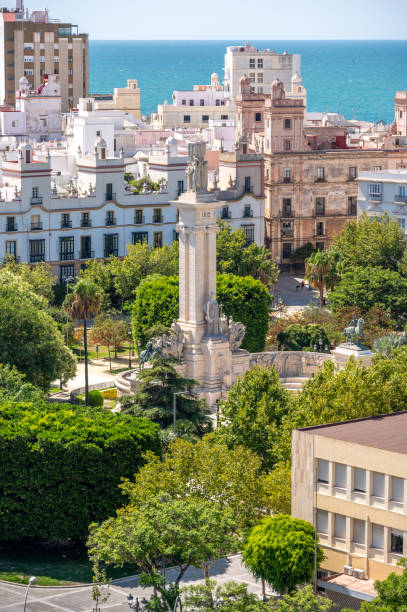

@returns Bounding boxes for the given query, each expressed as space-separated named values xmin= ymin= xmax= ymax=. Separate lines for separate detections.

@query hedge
xmin=132 ymin=273 xmax=271 ymax=353
xmin=0 ymin=402 xmax=160 ymax=542
xmin=88 ymin=390 xmax=104 ymax=407
xmin=277 ymin=323 xmax=330 ymax=352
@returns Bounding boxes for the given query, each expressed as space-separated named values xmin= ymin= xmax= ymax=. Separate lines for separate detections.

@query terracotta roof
xmin=301 ymin=411 xmax=407 ymax=454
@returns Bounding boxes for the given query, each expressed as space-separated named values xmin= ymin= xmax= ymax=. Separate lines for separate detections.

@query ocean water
xmin=89 ymin=40 xmax=407 ymax=123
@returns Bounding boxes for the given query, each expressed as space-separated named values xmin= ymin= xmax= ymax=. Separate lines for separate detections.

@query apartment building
xmin=292 ymin=412 xmax=407 ymax=608
xmin=223 ymin=42 xmax=301 ymax=98
xmin=0 ymin=2 xmax=88 ymax=112
xmin=358 ymin=169 xmax=407 ymax=233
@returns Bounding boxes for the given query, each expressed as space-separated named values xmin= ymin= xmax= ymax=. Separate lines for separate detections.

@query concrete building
xmin=358 ymin=168 xmax=407 ymax=233
xmin=292 ymin=412 xmax=407 ymax=608
xmin=15 ymin=74 xmax=62 ymax=141
xmin=223 ymin=42 xmax=301 ymax=98
xmin=93 ymin=79 xmax=141 ymax=120
xmin=0 ymin=1 xmax=88 ymax=112
xmin=393 ymin=91 xmax=407 ymax=137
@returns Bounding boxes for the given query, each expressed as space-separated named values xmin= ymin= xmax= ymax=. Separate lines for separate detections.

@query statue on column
xmin=205 ymin=292 xmax=221 ymax=337
xmin=186 ymin=142 xmax=208 ymax=193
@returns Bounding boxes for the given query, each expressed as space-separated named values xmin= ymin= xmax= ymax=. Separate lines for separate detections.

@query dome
xmin=94 ymin=136 xmax=107 ymax=148
xmin=165 ymin=136 xmax=178 ymax=146
xmin=211 ymin=72 xmax=219 ymax=80
xmin=135 ymin=150 xmax=148 ymax=162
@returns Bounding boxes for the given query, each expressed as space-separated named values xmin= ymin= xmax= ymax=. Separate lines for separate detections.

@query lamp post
xmin=23 ymin=576 xmax=36 ymax=612
xmin=128 ymin=328 xmax=133 ymax=369
xmin=64 ymin=275 xmax=75 ymax=346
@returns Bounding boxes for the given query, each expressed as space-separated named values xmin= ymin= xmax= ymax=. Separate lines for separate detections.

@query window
xmin=189 ymin=100 xmax=194 ymax=106
xmin=282 ymin=243 xmax=292 ymax=259
xmin=249 ymin=58 xmax=255 ymax=68
xmin=315 ymin=197 xmax=325 ymax=216
xmin=284 ymin=140 xmax=291 ymax=151
xmin=371 ymin=524 xmax=384 ymax=550
xmin=177 ymin=180 xmax=184 ymax=196
xmin=257 ymin=73 xmax=263 ymax=83
xmin=221 ymin=206 xmax=230 ymax=219
xmin=335 ymin=463 xmax=347 ymax=489
xmin=5 ymin=241 xmax=16 ymax=257
xmin=241 ymin=224 xmax=255 ymax=244
xmin=202 ymin=115 xmax=209 ymax=122
xmin=32 ymin=187 xmax=39 ymax=199
xmin=106 ymin=211 xmax=115 ymax=226
xmin=255 ymin=112 xmax=262 ymax=122
xmin=31 ymin=214 xmax=42 ymax=230
xmin=398 ymin=218 xmax=406 ymax=230
xmin=283 ymin=168 xmax=292 ymax=183
xmin=399 ymin=185 xmax=407 ymax=197
xmin=243 ymin=205 xmax=253 ymax=218
xmin=29 ymin=239 xmax=45 ymax=263
xmin=81 ymin=212 xmax=91 ymax=227
xmin=316 ymin=222 xmax=325 ymax=236
xmin=40 ymin=116 xmax=47 ymax=128
xmin=317 ymin=459 xmax=329 ymax=484
xmin=373 ymin=472 xmax=385 ymax=498
xmin=153 ymin=232 xmax=163 ymax=248
xmin=374 ymin=166 xmax=382 ymax=171
xmin=59 ymin=236 xmax=74 ymax=261
xmin=153 ymin=209 xmax=162 ymax=223
xmin=134 ymin=209 xmax=144 ymax=224
xmin=183 ymin=115 xmax=191 ymax=123
xmin=401 ymin=110 xmax=403 ymax=118
xmin=24 ymin=56 xmax=34 ymax=63
xmin=281 ymin=221 xmax=294 ymax=238
xmin=354 ymin=468 xmax=366 ymax=493
xmin=24 ymin=69 xmax=33 ymax=76
xmin=257 ymin=58 xmax=263 ymax=68
xmin=353 ymin=519 xmax=365 ymax=544
xmin=182 ymin=99 xmax=186 ymax=105
xmin=200 ymin=99 xmax=205 ymax=106
xmin=80 ymin=236 xmax=92 ymax=259
xmin=54 ymin=56 xmax=59 ymax=63
xmin=317 ymin=510 xmax=328 ymax=535
xmin=59 ymin=265 xmax=74 ymax=284
xmin=132 ymin=232 xmax=148 ymax=244
xmin=348 ymin=196 xmax=357 ymax=215
xmin=61 ymin=213 xmax=71 ymax=228
xmin=257 ymin=87 xmax=263 ymax=94
xmin=284 ymin=118 xmax=291 ymax=129
xmin=391 ymin=529 xmax=403 ymax=554
xmin=369 ymin=183 xmax=382 ymax=196
xmin=317 ymin=167 xmax=325 ymax=181
xmin=6 ymin=217 xmax=16 ymax=232
xmin=282 ymin=198 xmax=292 ymax=216
xmin=215 ymin=99 xmax=221 ymax=106
xmin=392 ymin=477 xmax=404 ymax=502
xmin=334 ymin=514 xmax=346 ymax=540
xmin=249 ymin=73 xmax=255 ymax=83
xmin=349 ymin=166 xmax=357 ymax=180
xmin=316 ymin=242 xmax=325 ymax=251
xmin=104 ymin=233 xmax=118 ymax=257
xmin=221 ymin=115 xmax=228 ymax=120
xmin=106 ymin=183 xmax=114 ymax=201
xmin=244 ymin=176 xmax=251 ymax=193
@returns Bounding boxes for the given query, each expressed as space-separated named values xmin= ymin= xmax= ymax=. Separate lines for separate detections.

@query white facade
xmin=358 ymin=169 xmax=407 ymax=233
xmin=224 ymin=43 xmax=301 ymax=98
xmin=15 ymin=75 xmax=62 ymax=141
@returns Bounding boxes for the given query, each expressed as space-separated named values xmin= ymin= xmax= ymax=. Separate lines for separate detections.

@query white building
xmin=358 ymin=169 xmax=407 ymax=233
xmin=15 ymin=74 xmax=62 ymax=141
xmin=223 ymin=43 xmax=301 ymax=98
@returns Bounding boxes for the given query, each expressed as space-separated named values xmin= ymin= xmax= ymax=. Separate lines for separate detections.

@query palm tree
xmin=305 ymin=250 xmax=341 ymax=308
xmin=64 ymin=279 xmax=103 ymax=405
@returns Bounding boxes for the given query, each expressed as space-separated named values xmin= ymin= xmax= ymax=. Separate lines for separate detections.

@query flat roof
xmin=300 ymin=411 xmax=407 ymax=455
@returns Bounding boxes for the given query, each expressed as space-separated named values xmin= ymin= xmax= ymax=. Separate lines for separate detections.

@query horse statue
xmin=343 ymin=318 xmax=365 ymax=346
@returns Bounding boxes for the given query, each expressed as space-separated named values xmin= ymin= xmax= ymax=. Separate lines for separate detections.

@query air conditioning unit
xmin=354 ymin=568 xmax=365 ymax=580
xmin=344 ymin=565 xmax=353 ymax=576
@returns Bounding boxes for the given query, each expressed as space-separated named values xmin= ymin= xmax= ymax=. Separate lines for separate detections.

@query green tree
xmin=0 ymin=402 xmax=160 ymax=542
xmin=0 ymin=363 xmax=45 ymax=402
xmin=65 ymin=279 xmax=103 ymax=404
xmin=329 ymin=266 xmax=407 ymax=319
xmin=120 ymin=358 xmax=212 ymax=441
xmin=277 ymin=323 xmax=330 ymax=352
xmin=333 ymin=212 xmax=405 ymax=271
xmin=91 ymin=312 xmax=129 ymax=370
xmin=0 ymin=271 xmax=76 ymax=390
xmin=182 ymin=580 xmax=271 ymax=611
xmin=290 ymin=242 xmax=317 ymax=263
xmin=262 ymin=461 xmax=292 ymax=515
xmin=217 ymin=366 xmax=291 ymax=471
xmin=88 ymin=495 xmax=238 ymax=607
xmin=305 ymin=250 xmax=341 ymax=307
xmin=2 ymin=259 xmax=55 ymax=303
xmin=269 ymin=585 xmax=332 ymax=611
xmin=243 ymin=515 xmax=323 ymax=595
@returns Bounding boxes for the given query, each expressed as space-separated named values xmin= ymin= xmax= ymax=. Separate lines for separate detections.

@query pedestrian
xmin=301 ymin=280 xmax=305 ymax=290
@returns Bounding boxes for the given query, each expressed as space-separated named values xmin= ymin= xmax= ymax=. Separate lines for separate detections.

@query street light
xmin=23 ymin=576 xmax=36 ymax=612
xmin=64 ymin=275 xmax=75 ymax=346
xmin=128 ymin=328 xmax=133 ymax=369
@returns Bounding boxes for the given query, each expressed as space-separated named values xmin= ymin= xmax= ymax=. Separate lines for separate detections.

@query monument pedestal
xmin=332 ymin=343 xmax=374 ymax=369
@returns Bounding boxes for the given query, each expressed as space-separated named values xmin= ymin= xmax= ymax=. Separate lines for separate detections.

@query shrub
xmin=277 ymin=323 xmax=330 ymax=352
xmin=100 ymin=388 xmax=118 ymax=400
xmin=132 ymin=274 xmax=271 ymax=354
xmin=0 ymin=402 xmax=160 ymax=542
xmin=88 ymin=390 xmax=104 ymax=407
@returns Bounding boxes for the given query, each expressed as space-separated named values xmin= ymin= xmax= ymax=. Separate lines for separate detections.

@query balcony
xmin=369 ymin=193 xmax=383 ymax=201
xmin=134 ymin=215 xmax=145 ymax=225
xmin=243 ymin=210 xmax=253 ymax=218
xmin=153 ymin=215 xmax=163 ymax=224
xmin=281 ymin=229 xmax=294 ymax=238
xmin=30 ymin=255 xmax=45 ymax=263
xmin=280 ymin=209 xmax=294 ymax=218
xmin=104 ymin=249 xmax=118 ymax=258
xmin=31 ymin=196 xmax=43 ymax=205
xmin=314 ymin=232 xmax=326 ymax=238
xmin=105 ymin=192 xmax=116 ymax=202
xmin=81 ymin=220 xmax=92 ymax=227
xmin=395 ymin=195 xmax=407 ymax=203
xmin=315 ymin=177 xmax=326 ymax=183
xmin=31 ymin=222 xmax=43 ymax=230
xmin=106 ymin=218 xmax=116 ymax=226
xmin=314 ymin=208 xmax=326 ymax=217
xmin=80 ymin=250 xmax=95 ymax=260
xmin=283 ymin=177 xmax=292 ymax=183
xmin=60 ymin=252 xmax=75 ymax=261
xmin=61 ymin=220 xmax=72 ymax=228
xmin=221 ymin=210 xmax=231 ymax=220
xmin=6 ymin=223 xmax=17 ymax=232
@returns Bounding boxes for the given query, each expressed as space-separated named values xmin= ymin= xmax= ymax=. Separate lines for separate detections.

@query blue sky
xmin=24 ymin=0 xmax=407 ymax=40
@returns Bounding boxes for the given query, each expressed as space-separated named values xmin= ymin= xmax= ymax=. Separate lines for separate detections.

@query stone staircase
xmin=280 ymin=376 xmax=309 ymax=394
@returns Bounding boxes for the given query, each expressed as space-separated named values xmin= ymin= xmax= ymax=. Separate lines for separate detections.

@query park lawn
xmin=0 ymin=572 xmax=76 ymax=586
xmin=71 ymin=342 xmax=130 ymax=361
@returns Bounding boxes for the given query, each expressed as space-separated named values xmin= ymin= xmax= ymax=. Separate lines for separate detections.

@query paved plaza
xmin=0 ymin=555 xmax=268 ymax=611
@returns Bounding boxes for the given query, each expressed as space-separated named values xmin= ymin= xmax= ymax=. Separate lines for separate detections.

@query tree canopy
xmin=305 ymin=250 xmax=341 ymax=307
xmin=243 ymin=515 xmax=323 ymax=595
xmin=277 ymin=323 xmax=330 ymax=352
xmin=2 ymin=259 xmax=55 ymax=303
